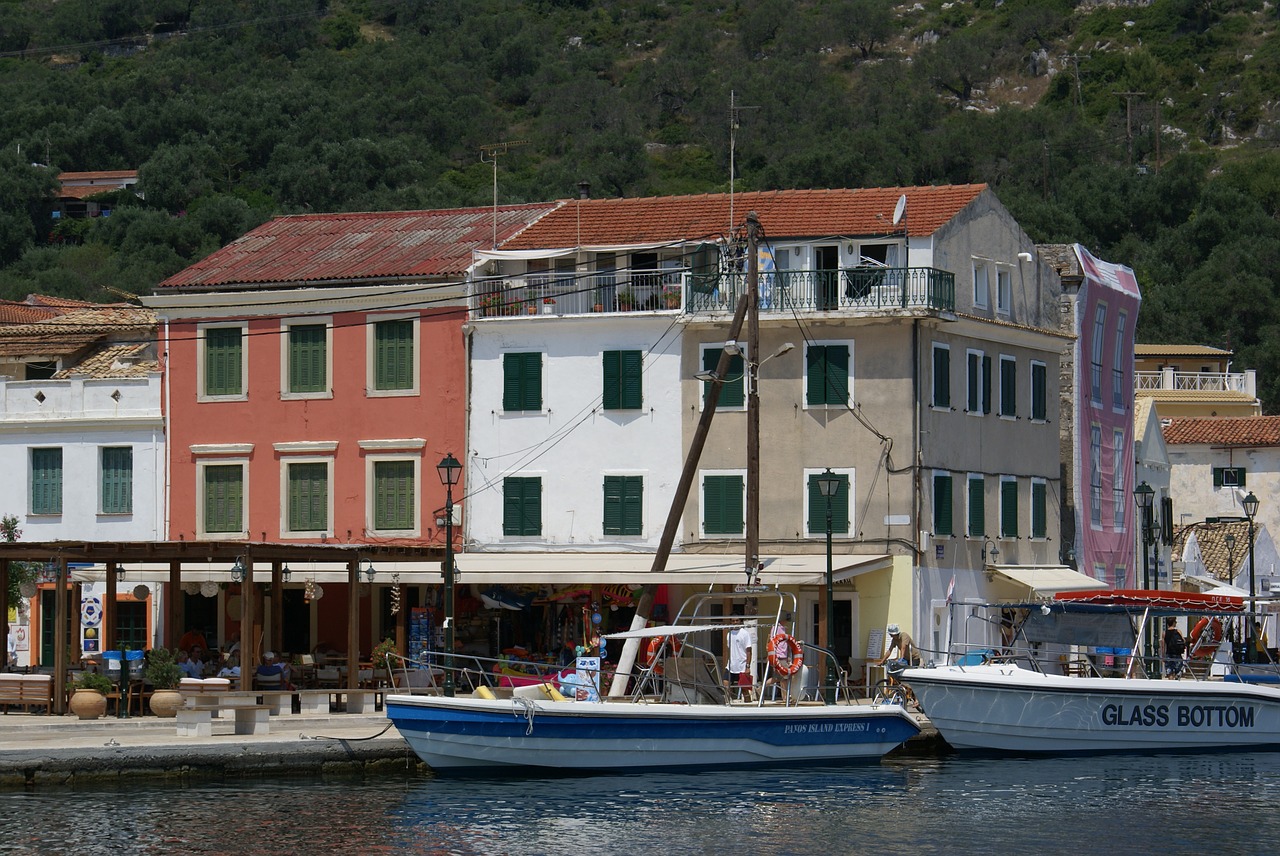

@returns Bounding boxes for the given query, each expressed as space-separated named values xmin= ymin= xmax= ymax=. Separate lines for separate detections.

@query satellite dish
xmin=892 ymin=194 xmax=907 ymax=226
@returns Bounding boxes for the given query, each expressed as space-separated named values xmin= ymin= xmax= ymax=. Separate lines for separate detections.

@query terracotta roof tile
xmin=1163 ymin=416 xmax=1280 ymax=446
xmin=1138 ymin=390 xmax=1256 ymax=402
xmin=0 ymin=305 xmax=156 ymax=358
xmin=58 ymin=170 xmax=139 ymax=182
xmin=501 ymin=185 xmax=988 ymax=249
xmin=53 ymin=342 xmax=158 ymax=378
xmin=161 ymin=203 xmax=560 ymax=290
xmin=1175 ymin=521 xmax=1251 ymax=581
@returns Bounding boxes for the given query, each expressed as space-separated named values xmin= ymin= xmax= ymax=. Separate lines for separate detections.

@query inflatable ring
xmin=643 ymin=635 xmax=682 ymax=672
xmin=1189 ymin=616 xmax=1224 ymax=657
xmin=767 ymin=631 xmax=803 ymax=676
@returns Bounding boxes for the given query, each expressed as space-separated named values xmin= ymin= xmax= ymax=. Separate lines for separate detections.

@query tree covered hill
xmin=1 ymin=0 xmax=1279 ymax=408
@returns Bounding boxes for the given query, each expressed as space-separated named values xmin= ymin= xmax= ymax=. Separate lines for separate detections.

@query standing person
xmin=876 ymin=624 xmax=917 ymax=674
xmin=1162 ymin=617 xmax=1186 ymax=678
xmin=723 ymin=616 xmax=755 ymax=702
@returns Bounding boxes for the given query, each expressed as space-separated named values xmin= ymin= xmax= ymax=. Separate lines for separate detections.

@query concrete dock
xmin=0 ymin=710 xmax=420 ymax=788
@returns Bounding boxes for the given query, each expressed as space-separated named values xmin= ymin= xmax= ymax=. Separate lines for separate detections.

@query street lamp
xmin=816 ymin=468 xmax=842 ymax=705
xmin=1134 ymin=481 xmax=1156 ymax=677
xmin=436 ymin=452 xmax=463 ymax=697
xmin=1243 ymin=491 xmax=1260 ymax=664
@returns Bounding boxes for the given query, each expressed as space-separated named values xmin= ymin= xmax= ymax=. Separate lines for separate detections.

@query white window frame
xmin=803 ymin=339 xmax=853 ymax=411
xmin=365 ymin=452 xmax=422 ymax=538
xmin=196 ymin=457 xmax=249 ymax=540
xmin=196 ymin=321 xmax=249 ymax=403
xmin=803 ymin=466 xmax=854 ymax=538
xmin=279 ymin=455 xmax=335 ymax=539
xmin=280 ymin=315 xmax=334 ymax=401
xmin=366 ymin=312 xmax=421 ymax=398
xmin=996 ymin=266 xmax=1012 ymax=315
xmin=973 ymin=260 xmax=990 ymax=309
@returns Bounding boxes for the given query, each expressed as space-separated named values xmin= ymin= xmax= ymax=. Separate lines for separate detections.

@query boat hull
xmin=385 ymin=693 xmax=920 ymax=773
xmin=903 ymin=664 xmax=1280 ymax=754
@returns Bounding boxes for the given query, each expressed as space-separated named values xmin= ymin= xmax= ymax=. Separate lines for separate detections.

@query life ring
xmin=767 ymin=632 xmax=803 ymax=677
xmin=643 ymin=636 xmax=681 ymax=673
xmin=1189 ymin=617 xmax=1223 ymax=657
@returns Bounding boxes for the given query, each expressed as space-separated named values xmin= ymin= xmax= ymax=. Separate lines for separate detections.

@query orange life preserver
xmin=643 ymin=635 xmax=682 ymax=673
xmin=767 ymin=631 xmax=803 ymax=677
xmin=1189 ymin=617 xmax=1224 ymax=657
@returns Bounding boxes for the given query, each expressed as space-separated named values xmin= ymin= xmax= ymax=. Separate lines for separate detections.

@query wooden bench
xmin=296 ymin=688 xmax=381 ymax=714
xmin=176 ymin=703 xmax=271 ymax=737
xmin=0 ymin=674 xmax=53 ymax=714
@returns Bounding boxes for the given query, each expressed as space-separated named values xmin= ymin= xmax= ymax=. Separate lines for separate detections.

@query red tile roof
xmin=0 ymin=295 xmax=98 ymax=325
xmin=0 ymin=305 xmax=156 ymax=359
xmin=160 ymin=203 xmax=560 ymax=290
xmin=502 ymin=185 xmax=988 ymax=249
xmin=57 ymin=170 xmax=140 ymax=200
xmin=58 ymin=170 xmax=139 ymax=182
xmin=1163 ymin=416 xmax=1280 ymax=447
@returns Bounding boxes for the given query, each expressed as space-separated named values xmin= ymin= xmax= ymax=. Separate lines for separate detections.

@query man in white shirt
xmin=723 ymin=616 xmax=755 ymax=702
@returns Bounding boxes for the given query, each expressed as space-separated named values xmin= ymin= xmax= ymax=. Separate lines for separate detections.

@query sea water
xmin=3 ymin=753 xmax=1278 ymax=854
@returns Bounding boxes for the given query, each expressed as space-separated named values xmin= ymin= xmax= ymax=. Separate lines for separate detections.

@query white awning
xmin=71 ymin=552 xmax=893 ymax=587
xmin=474 ymin=242 xmax=687 ymax=262
xmin=989 ymin=564 xmax=1101 ymax=595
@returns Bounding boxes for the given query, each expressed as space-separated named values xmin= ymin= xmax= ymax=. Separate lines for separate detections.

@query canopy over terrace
xmin=0 ymin=541 xmax=442 ymax=711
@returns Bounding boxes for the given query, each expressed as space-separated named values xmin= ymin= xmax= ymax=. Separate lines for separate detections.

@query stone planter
xmin=69 ymin=689 xmax=107 ymax=720
xmin=149 ymin=688 xmax=183 ymax=718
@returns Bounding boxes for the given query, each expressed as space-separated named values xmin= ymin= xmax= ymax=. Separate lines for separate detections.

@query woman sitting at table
xmin=178 ymin=650 xmax=202 ymax=679
xmin=217 ymin=654 xmax=241 ymax=679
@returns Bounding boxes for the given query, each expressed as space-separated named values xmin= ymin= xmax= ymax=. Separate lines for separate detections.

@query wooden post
xmin=104 ymin=562 xmax=118 ymax=652
xmin=0 ymin=559 xmax=9 ymax=671
xmin=167 ymin=561 xmax=181 ymax=649
xmin=347 ymin=558 xmax=360 ymax=690
xmin=271 ymin=561 xmax=284 ymax=656
xmin=239 ymin=559 xmax=254 ymax=692
xmin=53 ymin=559 xmax=68 ymax=715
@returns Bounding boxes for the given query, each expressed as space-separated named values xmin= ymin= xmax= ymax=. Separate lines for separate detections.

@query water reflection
xmin=5 ymin=754 xmax=1280 ymax=855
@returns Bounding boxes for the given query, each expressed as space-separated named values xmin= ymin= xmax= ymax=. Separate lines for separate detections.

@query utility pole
xmin=745 ymin=212 xmax=761 ymax=584
xmin=1114 ymin=91 xmax=1145 ymax=166
xmin=479 ymin=140 xmax=529 ymax=248
xmin=728 ymin=91 xmax=759 ymax=237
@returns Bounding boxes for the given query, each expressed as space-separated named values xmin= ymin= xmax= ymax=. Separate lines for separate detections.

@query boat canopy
xmin=604 ymin=621 xmax=760 ymax=640
xmin=1053 ymin=589 xmax=1245 ymax=613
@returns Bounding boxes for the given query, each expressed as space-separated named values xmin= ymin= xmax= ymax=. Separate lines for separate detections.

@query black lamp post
xmin=1243 ymin=491 xmax=1260 ymax=664
xmin=437 ymin=453 xmax=462 ymax=697
xmin=1134 ymin=481 xmax=1156 ymax=677
xmin=816 ymin=468 xmax=842 ymax=705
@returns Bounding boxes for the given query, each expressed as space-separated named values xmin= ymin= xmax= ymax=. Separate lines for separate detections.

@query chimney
xmin=577 ymin=180 xmax=590 ymax=200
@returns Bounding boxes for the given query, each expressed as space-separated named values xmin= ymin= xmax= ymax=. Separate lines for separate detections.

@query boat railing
xmin=385 ymin=650 xmax=572 ymax=696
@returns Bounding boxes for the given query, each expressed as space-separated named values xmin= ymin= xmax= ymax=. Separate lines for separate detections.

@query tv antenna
xmin=728 ymin=91 xmax=760 ymax=235
xmin=480 ymin=140 xmax=530 ymax=247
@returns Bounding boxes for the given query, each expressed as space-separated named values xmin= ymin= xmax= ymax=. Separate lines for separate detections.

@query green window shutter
xmin=968 ymin=476 xmax=985 ymax=537
xmin=1000 ymin=359 xmax=1017 ymax=417
xmin=704 ymin=475 xmax=744 ymax=535
xmin=933 ymin=346 xmax=950 ymax=408
xmin=934 ymin=473 xmax=953 ymax=536
xmin=1032 ymin=481 xmax=1047 ymax=539
xmin=807 ymin=473 xmax=850 ymax=535
xmin=602 ymin=350 xmax=643 ymax=410
xmin=504 ymin=353 xmax=542 ymax=411
xmin=603 ymin=475 xmax=643 ymax=536
xmin=702 ymin=348 xmax=744 ymax=408
xmin=288 ymin=324 xmax=327 ymax=393
xmin=374 ymin=319 xmax=414 ymax=390
xmin=1032 ymin=363 xmax=1047 ymax=421
xmin=31 ymin=448 xmax=63 ymax=515
xmin=204 ymin=465 xmax=243 ymax=533
xmin=374 ymin=460 xmax=414 ymax=530
xmin=1001 ymin=478 xmax=1019 ymax=538
xmin=205 ymin=327 xmax=243 ymax=396
xmin=982 ymin=355 xmax=992 ymax=415
xmin=503 ymin=477 xmax=542 ymax=535
xmin=808 ymin=345 xmax=849 ymax=406
xmin=288 ymin=462 xmax=328 ymax=532
xmin=101 ymin=447 xmax=133 ymax=514
xmin=967 ymin=353 xmax=979 ymax=412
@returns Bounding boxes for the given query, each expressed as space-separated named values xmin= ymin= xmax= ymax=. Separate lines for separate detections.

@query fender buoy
xmin=643 ymin=636 xmax=682 ymax=673
xmin=767 ymin=631 xmax=803 ymax=677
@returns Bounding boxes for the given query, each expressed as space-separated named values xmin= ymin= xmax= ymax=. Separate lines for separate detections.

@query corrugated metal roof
xmin=502 ymin=185 xmax=988 ymax=249
xmin=160 ymin=203 xmax=560 ymax=290
xmin=1163 ymin=415 xmax=1280 ymax=446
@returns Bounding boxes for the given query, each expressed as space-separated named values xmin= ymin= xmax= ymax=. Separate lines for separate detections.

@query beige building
xmin=1135 ymin=344 xmax=1260 ymax=419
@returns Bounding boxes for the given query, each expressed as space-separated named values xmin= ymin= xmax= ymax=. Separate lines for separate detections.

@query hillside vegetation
xmin=1 ymin=0 xmax=1279 ymax=408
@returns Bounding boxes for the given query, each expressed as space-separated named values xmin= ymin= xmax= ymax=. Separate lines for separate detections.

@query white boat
xmin=901 ymin=589 xmax=1280 ymax=754
xmin=386 ymin=597 xmax=920 ymax=774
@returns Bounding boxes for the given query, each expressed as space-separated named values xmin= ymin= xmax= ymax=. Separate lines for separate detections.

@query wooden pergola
xmin=0 ymin=540 xmax=443 ymax=713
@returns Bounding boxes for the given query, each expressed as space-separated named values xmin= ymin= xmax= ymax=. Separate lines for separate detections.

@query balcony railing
xmin=471 ymin=266 xmax=955 ymax=318
xmin=1134 ymin=370 xmax=1252 ymax=393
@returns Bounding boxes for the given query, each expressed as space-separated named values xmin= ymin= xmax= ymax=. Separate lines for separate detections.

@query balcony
xmin=1135 ymin=369 xmax=1256 ymax=396
xmin=471 ymin=266 xmax=955 ymax=318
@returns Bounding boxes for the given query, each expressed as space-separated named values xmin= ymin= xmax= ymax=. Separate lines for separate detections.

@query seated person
xmin=177 ymin=650 xmax=201 ymax=679
xmin=217 ymin=654 xmax=240 ymax=679
xmin=255 ymin=651 xmax=291 ymax=688
xmin=188 ymin=646 xmax=207 ymax=677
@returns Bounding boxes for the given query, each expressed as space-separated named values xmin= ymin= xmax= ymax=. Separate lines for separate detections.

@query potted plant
xmin=371 ymin=637 xmax=398 ymax=684
xmin=70 ymin=671 xmax=114 ymax=720
xmin=476 ymin=293 xmax=501 ymax=317
xmin=541 ymin=296 xmax=556 ymax=314
xmin=145 ymin=647 xmax=185 ymax=717
xmin=616 ymin=288 xmax=635 ymax=311
xmin=663 ymin=288 xmax=682 ymax=309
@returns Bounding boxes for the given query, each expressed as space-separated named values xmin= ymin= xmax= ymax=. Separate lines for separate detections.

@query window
xmin=503 ymin=476 xmax=542 ymax=536
xmin=372 ymin=459 xmax=416 ymax=532
xmin=1091 ymin=304 xmax=1107 ymax=405
xmin=286 ymin=461 xmax=330 ymax=534
xmin=1113 ymin=565 xmax=1127 ymax=590
xmin=372 ymin=318 xmax=415 ymax=393
xmin=1031 ymin=479 xmax=1047 ymax=539
xmin=1000 ymin=477 xmax=1019 ymax=538
xmin=967 ymin=350 xmax=990 ymax=414
xmin=967 ymin=474 xmax=985 ymax=538
xmin=503 ymin=352 xmax=543 ymax=411
xmin=603 ymin=350 xmax=643 ymax=410
xmin=603 ymin=475 xmax=643 ymax=536
xmin=100 ymin=446 xmax=133 ymax=514
xmin=1112 ymin=429 xmax=1125 ymax=530
xmin=203 ymin=325 xmax=244 ymax=397
xmin=202 ymin=463 xmax=244 ymax=535
xmin=1031 ymin=361 xmax=1047 ymax=422
xmin=1213 ymin=467 xmax=1247 ymax=488
xmin=702 ymin=345 xmax=745 ymax=409
xmin=932 ymin=344 xmax=950 ymax=409
xmin=933 ymin=472 xmax=954 ymax=537
xmin=703 ymin=473 xmax=745 ymax=536
xmin=996 ymin=268 xmax=1011 ymax=315
xmin=973 ymin=262 xmax=990 ymax=309
xmin=999 ymin=356 xmax=1017 ymax=418
xmin=806 ymin=343 xmax=850 ymax=407
xmin=1112 ymin=312 xmax=1128 ymax=410
xmin=806 ymin=471 xmax=851 ymax=536
xmin=286 ymin=322 xmax=328 ymax=395
xmin=1089 ymin=425 xmax=1102 ymax=527
xmin=31 ymin=448 xmax=62 ymax=515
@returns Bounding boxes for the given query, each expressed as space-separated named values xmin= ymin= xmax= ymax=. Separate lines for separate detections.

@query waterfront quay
xmin=0 ymin=711 xmax=418 ymax=789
